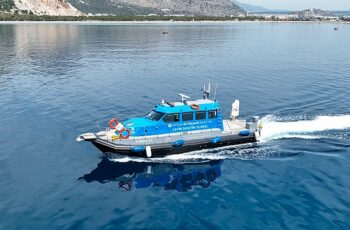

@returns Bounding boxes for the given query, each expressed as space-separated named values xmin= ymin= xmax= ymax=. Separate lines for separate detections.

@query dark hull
xmin=91 ymin=133 xmax=257 ymax=158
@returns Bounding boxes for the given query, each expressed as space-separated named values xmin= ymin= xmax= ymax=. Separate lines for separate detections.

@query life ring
xmin=119 ymin=128 xmax=131 ymax=139
xmin=108 ymin=118 xmax=119 ymax=129
xmin=190 ymin=104 xmax=200 ymax=110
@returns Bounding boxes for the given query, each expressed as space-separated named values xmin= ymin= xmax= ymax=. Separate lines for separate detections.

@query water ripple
xmin=0 ymin=22 xmax=350 ymax=229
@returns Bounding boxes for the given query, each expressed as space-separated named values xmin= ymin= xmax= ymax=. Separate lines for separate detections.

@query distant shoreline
xmin=0 ymin=14 xmax=349 ymax=24
xmin=0 ymin=20 xmax=349 ymax=25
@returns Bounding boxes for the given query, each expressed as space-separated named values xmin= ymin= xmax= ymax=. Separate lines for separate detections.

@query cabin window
xmin=182 ymin=112 xmax=193 ymax=121
xmin=163 ymin=113 xmax=180 ymax=123
xmin=195 ymin=111 xmax=206 ymax=120
xmin=145 ymin=111 xmax=165 ymax=121
xmin=208 ymin=110 xmax=217 ymax=119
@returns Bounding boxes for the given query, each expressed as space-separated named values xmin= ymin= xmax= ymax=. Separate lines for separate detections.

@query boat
xmin=76 ymin=83 xmax=263 ymax=158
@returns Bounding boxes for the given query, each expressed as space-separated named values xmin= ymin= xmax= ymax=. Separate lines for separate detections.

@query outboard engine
xmin=245 ymin=116 xmax=263 ymax=141
xmin=253 ymin=116 xmax=263 ymax=141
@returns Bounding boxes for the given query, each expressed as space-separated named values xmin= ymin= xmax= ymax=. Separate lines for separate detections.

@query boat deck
xmin=222 ymin=119 xmax=246 ymax=133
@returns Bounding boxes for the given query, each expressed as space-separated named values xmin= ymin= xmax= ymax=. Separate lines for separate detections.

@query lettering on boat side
xmin=170 ymin=120 xmax=213 ymax=132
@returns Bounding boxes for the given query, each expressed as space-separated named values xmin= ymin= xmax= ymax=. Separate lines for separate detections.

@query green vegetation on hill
xmin=68 ymin=0 xmax=161 ymax=16
xmin=68 ymin=0 xmax=244 ymax=16
xmin=0 ymin=0 xmax=15 ymax=11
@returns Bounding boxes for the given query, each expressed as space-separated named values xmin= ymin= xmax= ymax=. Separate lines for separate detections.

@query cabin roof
xmin=155 ymin=99 xmax=220 ymax=114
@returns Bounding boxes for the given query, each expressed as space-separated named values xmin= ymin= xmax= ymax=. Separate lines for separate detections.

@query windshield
xmin=145 ymin=111 xmax=165 ymax=121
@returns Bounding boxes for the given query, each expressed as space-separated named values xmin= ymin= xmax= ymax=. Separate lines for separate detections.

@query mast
xmin=202 ymin=83 xmax=211 ymax=99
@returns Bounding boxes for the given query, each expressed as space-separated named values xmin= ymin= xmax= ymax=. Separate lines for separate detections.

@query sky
xmin=239 ymin=0 xmax=350 ymax=11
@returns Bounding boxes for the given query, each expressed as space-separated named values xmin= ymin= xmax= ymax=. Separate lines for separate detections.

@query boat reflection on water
xmin=79 ymin=158 xmax=223 ymax=192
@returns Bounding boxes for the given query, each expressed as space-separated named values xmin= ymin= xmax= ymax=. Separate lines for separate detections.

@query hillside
xmin=1 ymin=0 xmax=244 ymax=16
xmin=233 ymin=1 xmax=270 ymax=13
xmin=14 ymin=0 xmax=83 ymax=16
xmin=0 ymin=0 xmax=15 ymax=11
xmin=296 ymin=8 xmax=335 ymax=18
xmin=67 ymin=0 xmax=161 ymax=16
xmin=68 ymin=0 xmax=245 ymax=16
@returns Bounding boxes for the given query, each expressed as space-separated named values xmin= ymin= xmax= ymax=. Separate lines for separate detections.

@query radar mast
xmin=202 ymin=83 xmax=211 ymax=99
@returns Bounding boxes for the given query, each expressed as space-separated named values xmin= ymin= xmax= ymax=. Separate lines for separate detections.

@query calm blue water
xmin=0 ymin=22 xmax=350 ymax=229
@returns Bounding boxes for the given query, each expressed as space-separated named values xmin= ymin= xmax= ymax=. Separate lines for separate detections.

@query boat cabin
xmin=123 ymin=98 xmax=223 ymax=137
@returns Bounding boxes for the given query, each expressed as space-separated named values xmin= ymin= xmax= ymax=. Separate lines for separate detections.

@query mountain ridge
xmin=0 ymin=0 xmax=245 ymax=16
xmin=233 ymin=1 xmax=270 ymax=12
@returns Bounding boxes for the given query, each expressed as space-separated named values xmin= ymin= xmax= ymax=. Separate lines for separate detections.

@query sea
xmin=0 ymin=22 xmax=349 ymax=229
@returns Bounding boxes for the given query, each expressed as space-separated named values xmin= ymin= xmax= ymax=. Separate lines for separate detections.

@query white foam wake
xmin=260 ymin=114 xmax=350 ymax=141
xmin=108 ymin=143 xmax=278 ymax=163
xmin=107 ymin=114 xmax=350 ymax=163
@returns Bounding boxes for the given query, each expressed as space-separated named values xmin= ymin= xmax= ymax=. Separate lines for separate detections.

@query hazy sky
xmin=239 ymin=0 xmax=350 ymax=11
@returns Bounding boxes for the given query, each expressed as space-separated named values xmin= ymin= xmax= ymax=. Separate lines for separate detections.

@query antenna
xmin=202 ymin=82 xmax=211 ymax=99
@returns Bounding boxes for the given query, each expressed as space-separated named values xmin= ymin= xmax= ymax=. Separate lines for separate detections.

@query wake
xmin=260 ymin=114 xmax=350 ymax=141
xmin=108 ymin=143 xmax=279 ymax=163
xmin=108 ymin=114 xmax=350 ymax=163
